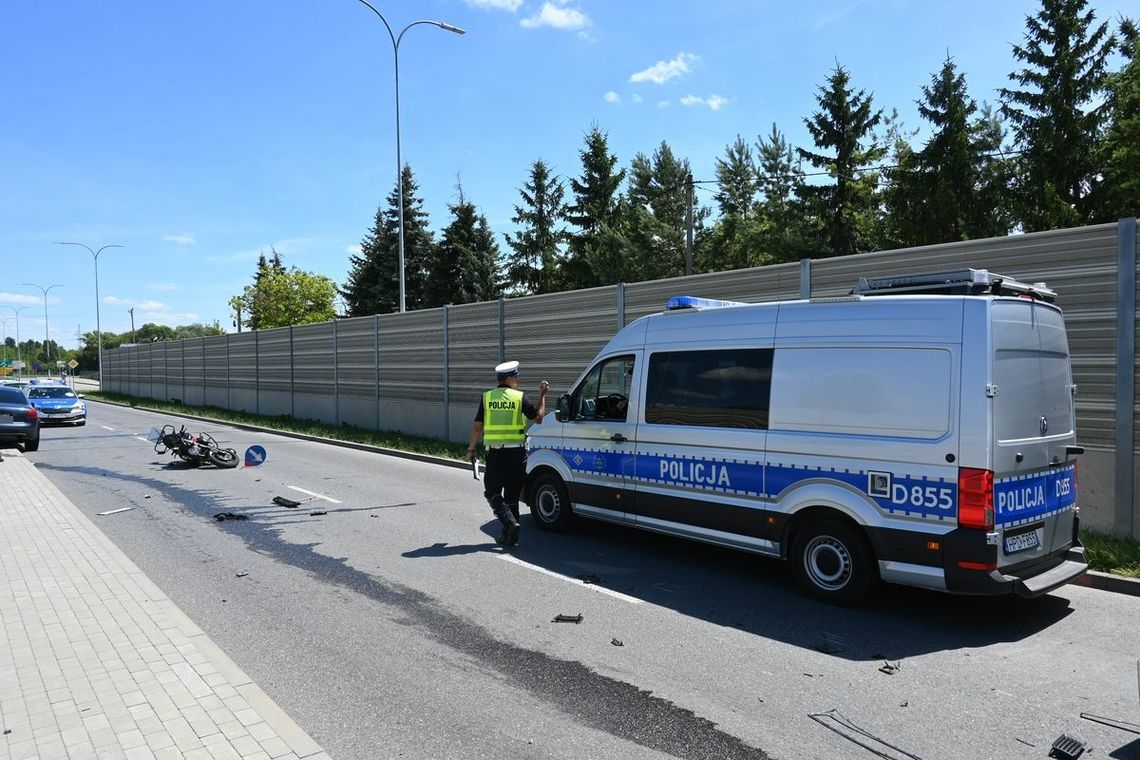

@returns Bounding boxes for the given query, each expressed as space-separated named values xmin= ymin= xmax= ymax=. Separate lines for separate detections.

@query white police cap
xmin=495 ymin=360 xmax=519 ymax=376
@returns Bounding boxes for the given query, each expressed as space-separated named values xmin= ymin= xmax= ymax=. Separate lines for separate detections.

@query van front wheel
xmin=790 ymin=521 xmax=878 ymax=605
xmin=529 ymin=473 xmax=573 ymax=532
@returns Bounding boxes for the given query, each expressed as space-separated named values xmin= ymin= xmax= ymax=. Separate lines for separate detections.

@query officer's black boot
xmin=490 ymin=496 xmax=519 ymax=546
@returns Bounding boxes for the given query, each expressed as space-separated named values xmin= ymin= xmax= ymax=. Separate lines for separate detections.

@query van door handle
xmin=610 ymin=433 xmax=628 ymax=443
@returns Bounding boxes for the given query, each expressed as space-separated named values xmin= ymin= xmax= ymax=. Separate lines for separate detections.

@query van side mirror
xmin=556 ymin=393 xmax=571 ymax=422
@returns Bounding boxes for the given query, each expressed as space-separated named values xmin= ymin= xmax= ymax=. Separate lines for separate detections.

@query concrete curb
xmin=89 ymin=397 xmax=1140 ymax=598
xmin=1073 ymin=569 xmax=1140 ymax=596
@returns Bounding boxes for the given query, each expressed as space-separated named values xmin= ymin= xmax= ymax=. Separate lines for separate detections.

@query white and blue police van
xmin=523 ymin=269 xmax=1087 ymax=604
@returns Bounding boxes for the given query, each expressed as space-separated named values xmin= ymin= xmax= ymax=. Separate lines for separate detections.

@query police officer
xmin=468 ymin=360 xmax=549 ymax=546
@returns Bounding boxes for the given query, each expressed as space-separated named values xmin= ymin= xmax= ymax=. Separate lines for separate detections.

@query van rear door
xmin=990 ymin=300 xmax=1078 ymax=570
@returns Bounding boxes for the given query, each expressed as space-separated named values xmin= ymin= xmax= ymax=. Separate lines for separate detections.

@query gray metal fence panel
xmin=229 ymin=332 xmax=257 ymax=390
xmin=624 ymin=261 xmax=803 ymax=325
xmin=379 ymin=309 xmax=444 ymax=404
xmin=446 ymin=301 xmax=502 ymax=410
xmin=203 ymin=335 xmax=229 ymax=390
xmin=336 ymin=316 xmax=376 ymax=397
xmin=290 ymin=323 xmax=333 ymax=391
xmin=255 ymin=327 xmax=292 ymax=393
xmin=505 ymin=287 xmax=620 ymax=398
xmin=165 ymin=341 xmax=184 ymax=394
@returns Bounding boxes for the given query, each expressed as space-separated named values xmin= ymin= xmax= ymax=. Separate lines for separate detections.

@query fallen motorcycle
xmin=148 ymin=424 xmax=239 ymax=468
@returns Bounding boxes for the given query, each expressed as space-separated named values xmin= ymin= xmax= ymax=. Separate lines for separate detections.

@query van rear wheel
xmin=790 ymin=520 xmax=878 ymax=605
xmin=529 ymin=473 xmax=573 ymax=532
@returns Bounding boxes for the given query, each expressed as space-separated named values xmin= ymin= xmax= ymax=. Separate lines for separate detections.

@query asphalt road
xmin=20 ymin=401 xmax=1140 ymax=760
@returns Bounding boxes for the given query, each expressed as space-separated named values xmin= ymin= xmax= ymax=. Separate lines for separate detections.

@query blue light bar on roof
xmin=666 ymin=295 xmax=749 ymax=311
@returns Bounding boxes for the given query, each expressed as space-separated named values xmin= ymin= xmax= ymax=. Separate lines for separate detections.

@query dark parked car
xmin=0 ymin=385 xmax=40 ymax=451
xmin=26 ymin=384 xmax=87 ymax=425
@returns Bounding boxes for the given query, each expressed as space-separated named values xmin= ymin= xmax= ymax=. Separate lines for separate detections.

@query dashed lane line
xmin=496 ymin=554 xmax=642 ymax=604
xmin=285 ymin=485 xmax=343 ymax=504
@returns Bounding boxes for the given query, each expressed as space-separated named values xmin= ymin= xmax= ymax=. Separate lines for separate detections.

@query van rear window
xmin=646 ymin=349 xmax=772 ymax=429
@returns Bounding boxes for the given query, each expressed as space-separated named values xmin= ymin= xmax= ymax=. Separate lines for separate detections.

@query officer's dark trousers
xmin=484 ymin=447 xmax=526 ymax=518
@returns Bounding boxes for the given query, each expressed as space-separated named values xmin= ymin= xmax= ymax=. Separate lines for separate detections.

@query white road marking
xmin=134 ymin=436 xmax=149 ymax=443
xmin=101 ymin=425 xmax=116 ymax=431
xmin=286 ymin=485 xmax=343 ymax=504
xmin=496 ymin=555 xmax=642 ymax=604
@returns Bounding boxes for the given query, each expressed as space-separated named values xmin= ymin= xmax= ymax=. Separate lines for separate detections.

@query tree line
xmin=232 ymin=0 xmax=1137 ymax=327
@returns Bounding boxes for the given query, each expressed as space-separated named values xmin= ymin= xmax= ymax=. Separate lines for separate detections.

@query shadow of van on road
xmin=416 ymin=512 xmax=1078 ymax=662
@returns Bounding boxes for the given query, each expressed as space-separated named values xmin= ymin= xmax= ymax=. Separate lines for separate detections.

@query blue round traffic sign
xmin=244 ymin=445 xmax=267 ymax=467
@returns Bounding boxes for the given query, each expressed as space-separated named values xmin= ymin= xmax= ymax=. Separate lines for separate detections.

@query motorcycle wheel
xmin=208 ymin=448 xmax=239 ymax=469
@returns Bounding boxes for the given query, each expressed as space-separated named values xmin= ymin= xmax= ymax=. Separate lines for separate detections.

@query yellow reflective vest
xmin=482 ymin=387 xmax=526 ymax=445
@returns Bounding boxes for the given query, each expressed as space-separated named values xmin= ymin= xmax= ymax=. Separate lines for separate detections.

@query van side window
xmin=646 ymin=349 xmax=772 ymax=429
xmin=571 ymin=355 xmax=635 ymax=422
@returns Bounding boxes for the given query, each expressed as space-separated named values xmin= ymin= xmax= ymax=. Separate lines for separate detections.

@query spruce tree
xmin=340 ymin=165 xmax=435 ymax=315
xmin=703 ymin=136 xmax=761 ymax=272
xmin=1094 ymin=33 xmax=1140 ymax=219
xmin=756 ymin=124 xmax=808 ymax=262
xmin=565 ymin=126 xmax=626 ymax=290
xmin=999 ymin=0 xmax=1115 ymax=230
xmin=797 ymin=63 xmax=886 ymax=257
xmin=503 ymin=160 xmax=568 ymax=296
xmin=425 ymin=186 xmax=501 ymax=307
xmin=628 ymin=141 xmax=705 ymax=280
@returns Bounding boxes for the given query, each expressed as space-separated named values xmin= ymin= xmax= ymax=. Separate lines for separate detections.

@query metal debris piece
xmin=899 ymin=701 xmax=908 ymax=708
xmin=1048 ymin=733 xmax=1087 ymax=760
xmin=578 ymin=574 xmax=601 ymax=585
xmin=552 ymin=613 xmax=583 ymax=624
xmin=1079 ymin=712 xmax=1140 ymax=735
xmin=213 ymin=512 xmax=249 ymax=522
xmin=235 ymin=570 xmax=249 ymax=578
xmin=808 ymin=708 xmax=923 ymax=760
xmin=143 ymin=495 xmax=151 ymax=499
xmin=97 ymin=507 xmax=134 ymax=516
xmin=878 ymin=660 xmax=901 ymax=675
xmin=273 ymin=496 xmax=302 ymax=508
xmin=309 ymin=510 xmax=328 ymax=516
xmin=611 ymin=638 xmax=624 ymax=647
xmin=1015 ymin=738 xmax=1035 ymax=748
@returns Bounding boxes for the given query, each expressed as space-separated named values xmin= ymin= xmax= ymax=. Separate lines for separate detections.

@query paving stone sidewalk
xmin=0 ymin=449 xmax=331 ymax=760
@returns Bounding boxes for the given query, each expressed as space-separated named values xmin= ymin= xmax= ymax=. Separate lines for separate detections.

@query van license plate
xmin=1004 ymin=526 xmax=1041 ymax=555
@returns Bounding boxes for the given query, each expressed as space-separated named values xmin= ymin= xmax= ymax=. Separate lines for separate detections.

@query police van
xmin=523 ymin=269 xmax=1087 ymax=604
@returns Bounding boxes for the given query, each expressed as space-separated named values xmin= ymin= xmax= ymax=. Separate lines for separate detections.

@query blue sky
xmin=1 ymin=0 xmax=1134 ymax=348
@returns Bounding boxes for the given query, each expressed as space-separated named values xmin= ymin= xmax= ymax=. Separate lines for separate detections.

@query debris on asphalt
xmin=97 ymin=507 xmax=134 ymax=516
xmin=309 ymin=510 xmax=328 ymax=516
xmin=213 ymin=512 xmax=249 ymax=522
xmin=878 ymin=660 xmax=901 ymax=675
xmin=144 ymin=494 xmax=151 ymax=499
xmin=1079 ymin=712 xmax=1140 ymax=735
xmin=1048 ymin=732 xmax=1087 ymax=760
xmin=236 ymin=570 xmax=249 ymax=578
xmin=816 ymin=632 xmax=847 ymax=654
xmin=273 ymin=496 xmax=302 ymax=508
xmin=611 ymin=638 xmax=624 ymax=646
xmin=1015 ymin=738 xmax=1035 ymax=747
xmin=808 ymin=708 xmax=922 ymax=760
xmin=553 ymin=613 xmax=583 ymax=624
xmin=2 ymin=729 xmax=10 ymax=735
xmin=899 ymin=701 xmax=908 ymax=708
xmin=578 ymin=574 xmax=601 ymax=584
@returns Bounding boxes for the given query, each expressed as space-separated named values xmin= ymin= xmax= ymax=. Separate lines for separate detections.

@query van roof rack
xmin=851 ymin=268 xmax=1056 ymax=302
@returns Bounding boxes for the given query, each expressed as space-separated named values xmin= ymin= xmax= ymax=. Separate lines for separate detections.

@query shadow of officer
xmin=468 ymin=360 xmax=548 ymax=546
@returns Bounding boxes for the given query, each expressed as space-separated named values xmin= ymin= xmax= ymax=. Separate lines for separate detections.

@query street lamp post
xmin=2 ymin=306 xmax=28 ymax=375
xmin=355 ymin=1 xmax=464 ymax=313
xmin=55 ymin=242 xmax=122 ymax=387
xmin=22 ymin=283 xmax=62 ymax=376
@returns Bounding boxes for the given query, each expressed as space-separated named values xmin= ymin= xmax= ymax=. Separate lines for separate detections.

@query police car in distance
xmin=523 ymin=269 xmax=1087 ymax=604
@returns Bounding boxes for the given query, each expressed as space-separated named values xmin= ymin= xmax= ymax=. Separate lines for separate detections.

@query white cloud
xmin=104 ymin=296 xmax=168 ymax=312
xmin=520 ymin=2 xmax=590 ymax=30
xmin=603 ymin=91 xmax=621 ymax=104
xmin=657 ymin=100 xmax=671 ymax=109
xmin=0 ymin=293 xmax=43 ymax=306
xmin=465 ymin=0 xmax=522 ymax=10
xmin=140 ymin=310 xmax=199 ymax=325
xmin=680 ymin=94 xmax=729 ymax=111
xmin=148 ymin=283 xmax=178 ymax=291
xmin=629 ymin=52 xmax=698 ymax=85
xmin=346 ymin=244 xmax=363 ymax=255
xmin=162 ymin=233 xmax=196 ymax=246
xmin=631 ymin=93 xmax=643 ymax=104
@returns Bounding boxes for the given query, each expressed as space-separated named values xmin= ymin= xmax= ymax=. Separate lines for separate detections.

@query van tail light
xmin=958 ymin=467 xmax=994 ymax=530
xmin=26 ymin=407 xmax=38 ymax=421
